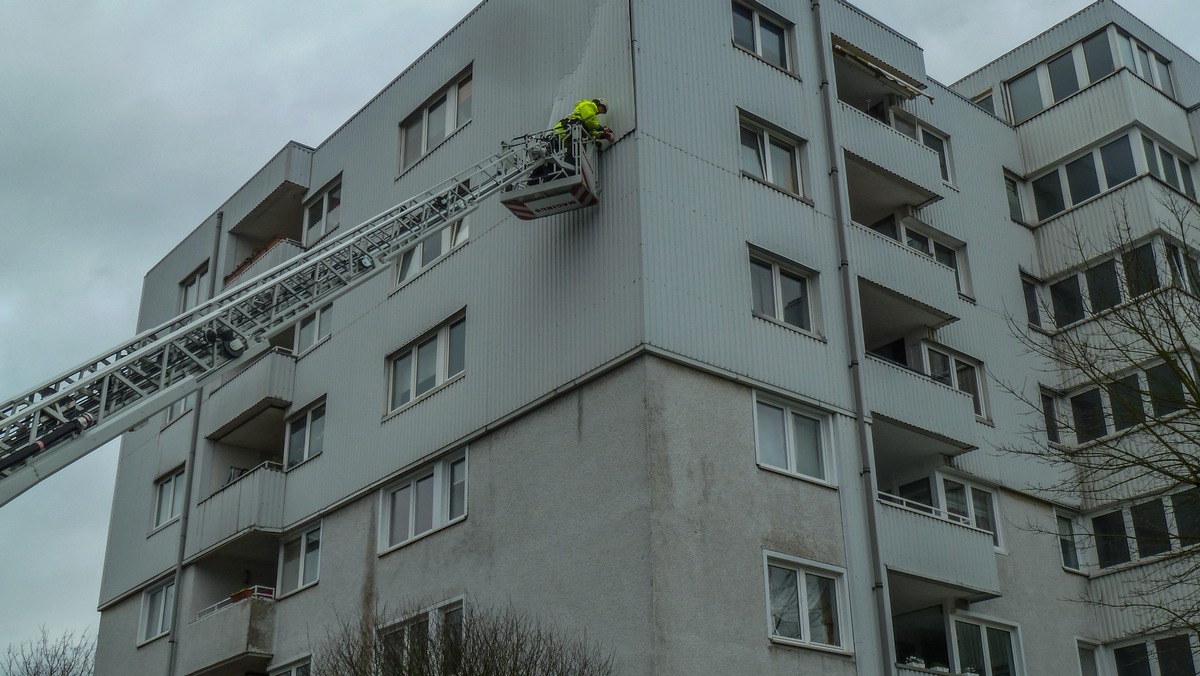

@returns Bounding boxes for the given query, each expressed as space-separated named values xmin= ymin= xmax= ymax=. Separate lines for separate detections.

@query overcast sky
xmin=1 ymin=0 xmax=1196 ymax=653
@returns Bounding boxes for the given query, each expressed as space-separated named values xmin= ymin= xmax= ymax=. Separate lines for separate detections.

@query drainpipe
xmin=809 ymin=3 xmax=896 ymax=674
xmin=165 ymin=211 xmax=221 ymax=676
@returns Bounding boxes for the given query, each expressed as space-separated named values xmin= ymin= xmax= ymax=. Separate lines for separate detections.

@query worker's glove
xmin=601 ymin=126 xmax=614 ymax=142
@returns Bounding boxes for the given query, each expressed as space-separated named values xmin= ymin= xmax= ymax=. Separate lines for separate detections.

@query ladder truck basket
xmin=500 ymin=126 xmax=599 ymax=221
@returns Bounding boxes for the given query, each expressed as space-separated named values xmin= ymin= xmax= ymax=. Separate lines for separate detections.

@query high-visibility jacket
xmin=553 ymin=100 xmax=605 ymax=139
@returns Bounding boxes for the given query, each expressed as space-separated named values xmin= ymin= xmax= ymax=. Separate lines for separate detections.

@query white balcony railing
xmin=863 ymin=354 xmax=979 ymax=447
xmin=848 ymin=222 xmax=962 ymax=314
xmin=878 ymin=492 xmax=971 ymax=526
xmin=196 ymin=585 xmax=275 ymax=620
xmin=878 ymin=495 xmax=1000 ymax=595
xmin=897 ymin=664 xmax=966 ymax=675
xmin=204 ymin=347 xmax=296 ymax=439
xmin=837 ymin=103 xmax=944 ymax=196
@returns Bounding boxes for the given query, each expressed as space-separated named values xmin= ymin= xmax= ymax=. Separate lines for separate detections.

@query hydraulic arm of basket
xmin=0 ymin=129 xmax=579 ymax=507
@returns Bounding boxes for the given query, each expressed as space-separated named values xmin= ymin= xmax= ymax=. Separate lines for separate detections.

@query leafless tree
xmin=0 ymin=628 xmax=94 ymax=676
xmin=312 ymin=599 xmax=620 ymax=676
xmin=1002 ymin=185 xmax=1200 ymax=637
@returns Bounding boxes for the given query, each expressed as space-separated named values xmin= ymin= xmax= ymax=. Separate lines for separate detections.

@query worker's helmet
xmin=593 ymin=97 xmax=608 ymax=112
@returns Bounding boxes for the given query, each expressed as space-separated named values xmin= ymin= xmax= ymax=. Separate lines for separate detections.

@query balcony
xmin=1089 ymin=554 xmax=1199 ymax=642
xmin=1019 ymin=69 xmax=1193 ymax=172
xmin=879 ymin=495 xmax=1000 ymax=597
xmin=204 ymin=347 xmax=296 ymax=441
xmin=178 ymin=594 xmax=274 ymax=676
xmin=839 ymin=108 xmax=945 ymax=204
xmin=224 ymin=236 xmax=304 ymax=289
xmin=897 ymin=665 xmax=968 ymax=676
xmin=188 ymin=462 xmax=286 ymax=556
xmin=848 ymin=222 xmax=961 ymax=317
xmin=824 ymin=2 xmax=927 ymax=88
xmin=863 ymin=355 xmax=978 ymax=448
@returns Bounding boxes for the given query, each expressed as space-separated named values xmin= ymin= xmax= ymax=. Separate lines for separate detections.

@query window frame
xmin=379 ymin=596 xmax=466 ymax=668
xmin=399 ymin=69 xmax=473 ymax=172
xmin=396 ymin=217 xmax=470 ymax=285
xmin=1005 ymin=28 xmax=1117 ymax=124
xmin=1141 ymin=133 xmax=1196 ymax=199
xmin=1030 ymin=134 xmax=1140 ymax=222
xmin=139 ymin=579 xmax=176 ymax=644
xmin=1118 ymin=31 xmax=1175 ymax=98
xmin=752 ymin=392 xmax=835 ymax=485
xmin=950 ymin=614 xmax=1024 ymax=676
xmin=386 ymin=314 xmax=467 ymax=414
xmin=738 ymin=114 xmax=805 ymax=196
xmin=731 ymin=1 xmax=792 ymax=71
xmin=379 ymin=450 xmax=468 ymax=553
xmin=295 ymin=303 xmax=333 ymax=354
xmin=303 ymin=180 xmax=342 ymax=245
xmin=270 ymin=660 xmax=311 ymax=676
xmin=748 ymin=248 xmax=819 ymax=335
xmin=869 ymin=213 xmax=970 ymax=294
xmin=153 ymin=467 xmax=186 ymax=530
xmin=179 ymin=263 xmax=210 ymax=313
xmin=762 ymin=551 xmax=851 ymax=654
xmin=922 ymin=344 xmax=987 ymax=418
xmin=285 ymin=400 xmax=326 ymax=470
xmin=1057 ymin=512 xmax=1082 ymax=571
xmin=165 ymin=391 xmax=198 ymax=425
xmin=1112 ymin=634 xmax=1199 ymax=676
xmin=937 ymin=475 xmax=1003 ymax=549
xmin=277 ymin=522 xmax=322 ymax=597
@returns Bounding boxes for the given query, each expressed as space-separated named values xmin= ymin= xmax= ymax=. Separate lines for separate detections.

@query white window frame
xmin=139 ymin=579 xmax=175 ymax=644
xmin=270 ymin=659 xmax=311 ymax=676
xmin=748 ymin=248 xmax=818 ymax=334
xmin=1005 ymin=173 xmax=1026 ymax=223
xmin=1086 ymin=488 xmax=1200 ymax=571
xmin=396 ymin=218 xmax=470 ymax=285
xmin=922 ymin=344 xmax=987 ymax=418
xmin=179 ymin=263 xmax=209 ymax=313
xmin=379 ymin=450 xmax=468 ymax=553
xmin=295 ymin=303 xmax=333 ymax=354
xmin=762 ymin=551 xmax=851 ymax=653
xmin=867 ymin=212 xmax=970 ymax=294
xmin=1118 ymin=31 xmax=1175 ymax=98
xmin=971 ymin=90 xmax=995 ymax=115
xmin=1061 ymin=357 xmax=1192 ymax=445
xmin=950 ymin=614 xmax=1024 ymax=676
xmin=731 ymin=1 xmax=792 ymax=71
xmin=1005 ymin=28 xmax=1118 ymax=124
xmin=165 ymin=391 xmax=198 ymax=424
xmin=1057 ymin=511 xmax=1082 ymax=571
xmin=738 ymin=114 xmax=804 ymax=196
xmin=379 ymin=597 xmax=466 ymax=665
xmin=1141 ymin=133 xmax=1196 ymax=199
xmin=277 ymin=523 xmax=321 ymax=597
xmin=1030 ymin=133 xmax=1140 ymax=222
xmin=399 ymin=69 xmax=473 ymax=171
xmin=752 ymin=392 xmax=834 ymax=485
xmin=303 ymin=180 xmax=342 ymax=245
xmin=285 ymin=400 xmax=326 ymax=469
xmin=153 ymin=467 xmax=185 ymax=530
xmin=936 ymin=474 xmax=1003 ymax=549
xmin=387 ymin=314 xmax=466 ymax=413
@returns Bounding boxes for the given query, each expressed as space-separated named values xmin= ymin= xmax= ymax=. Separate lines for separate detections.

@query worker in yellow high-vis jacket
xmin=531 ymin=98 xmax=613 ymax=184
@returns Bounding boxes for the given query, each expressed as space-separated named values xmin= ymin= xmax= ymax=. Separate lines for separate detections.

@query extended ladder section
xmin=0 ymin=127 xmax=601 ymax=507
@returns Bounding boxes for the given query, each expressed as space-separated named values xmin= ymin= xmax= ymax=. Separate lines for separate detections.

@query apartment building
xmin=92 ymin=0 xmax=1200 ymax=674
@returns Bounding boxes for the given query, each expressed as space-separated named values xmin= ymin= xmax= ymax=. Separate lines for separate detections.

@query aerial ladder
xmin=0 ymin=126 xmax=602 ymax=507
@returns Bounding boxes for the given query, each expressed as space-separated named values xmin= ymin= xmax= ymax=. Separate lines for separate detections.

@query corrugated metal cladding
xmin=1034 ymin=177 xmax=1165 ymax=274
xmin=877 ymin=501 xmax=1000 ymax=594
xmin=862 ymin=356 xmax=978 ymax=448
xmin=219 ymin=142 xmax=313 ymax=235
xmin=836 ymin=103 xmax=945 ymax=196
xmin=824 ymin=0 xmax=927 ymax=84
xmin=1018 ymin=70 xmax=1194 ymax=172
xmin=188 ymin=465 xmax=285 ymax=555
xmin=1089 ymin=558 xmax=1196 ymax=641
xmin=136 ymin=215 xmax=217 ymax=331
xmin=847 ymin=223 xmax=961 ymax=316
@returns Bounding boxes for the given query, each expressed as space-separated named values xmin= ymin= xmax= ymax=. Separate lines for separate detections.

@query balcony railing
xmin=848 ymin=222 xmax=962 ymax=314
xmin=837 ymin=103 xmax=944 ymax=197
xmin=204 ymin=347 xmax=296 ymax=439
xmin=878 ymin=495 xmax=1000 ymax=595
xmin=189 ymin=461 xmax=286 ymax=554
xmin=862 ymin=354 xmax=979 ymax=447
xmin=197 ymin=585 xmax=276 ymax=620
xmin=897 ymin=664 xmax=965 ymax=675
xmin=225 ymin=236 xmax=305 ymax=288
xmin=879 ymin=492 xmax=971 ymax=526
xmin=179 ymin=593 xmax=275 ymax=676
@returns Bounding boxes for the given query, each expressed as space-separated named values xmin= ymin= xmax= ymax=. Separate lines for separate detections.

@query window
xmin=1079 ymin=642 xmax=1102 ymax=676
xmin=400 ymin=70 xmax=472 ymax=170
xmin=921 ymin=128 xmax=951 ymax=183
xmin=179 ymin=264 xmax=209 ymax=313
xmin=1164 ymin=242 xmax=1200 ymax=293
xmin=1071 ymin=388 xmax=1108 ymax=443
xmin=286 ymin=401 xmax=326 ymax=469
xmin=941 ymin=478 xmax=1001 ymax=546
xmin=1046 ymin=242 xmax=1169 ymax=328
xmin=953 ymin=618 xmax=1021 ymax=676
xmin=1142 ymin=135 xmax=1196 ymax=198
xmin=1031 ymin=135 xmax=1138 ymax=221
xmin=397 ymin=218 xmax=469 ymax=284
xmin=925 ymin=346 xmax=985 ymax=416
xmin=732 ymin=3 xmax=789 ymax=70
xmin=1114 ymin=636 xmax=1197 ymax=676
xmin=869 ymin=214 xmax=968 ymax=292
xmin=754 ymin=396 xmax=830 ymax=482
xmin=972 ymin=91 xmax=995 ymax=115
xmin=1086 ymin=259 xmax=1121 ymax=313
xmin=739 ymin=118 xmax=802 ymax=195
xmin=1131 ymin=499 xmax=1171 ymax=558
xmin=1124 ymin=243 xmax=1160 ymax=298
xmin=749 ymin=252 xmax=814 ymax=331
xmin=166 ymin=391 xmax=198 ymax=423
xmin=140 ymin=580 xmax=175 ymax=643
xmin=1093 ymin=509 xmax=1131 ymax=568
xmin=388 ymin=315 xmax=466 ymax=411
xmin=279 ymin=523 xmax=321 ymax=595
xmin=271 ymin=662 xmax=311 ymax=676
xmin=1108 ymin=374 xmax=1145 ymax=431
xmin=1057 ymin=514 xmax=1080 ymax=569
xmin=1146 ymin=361 xmax=1185 ymax=417
xmin=382 ymin=451 xmax=467 ymax=550
xmin=1041 ymin=390 xmax=1061 ymax=443
xmin=381 ymin=599 xmax=465 ymax=668
xmin=1021 ymin=276 xmax=1042 ymax=327
xmin=764 ymin=554 xmax=847 ymax=650
xmin=1006 ymin=175 xmax=1025 ymax=222
xmin=296 ymin=304 xmax=332 ymax=353
xmin=1006 ymin=30 xmax=1116 ymax=124
xmin=154 ymin=468 xmax=185 ymax=528
xmin=304 ymin=182 xmax=342 ymax=244
xmin=1118 ymin=32 xmax=1175 ymax=97
xmin=1172 ymin=488 xmax=1200 ymax=548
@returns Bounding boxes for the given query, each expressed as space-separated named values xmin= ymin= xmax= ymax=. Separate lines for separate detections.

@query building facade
xmin=93 ymin=1 xmax=1200 ymax=674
